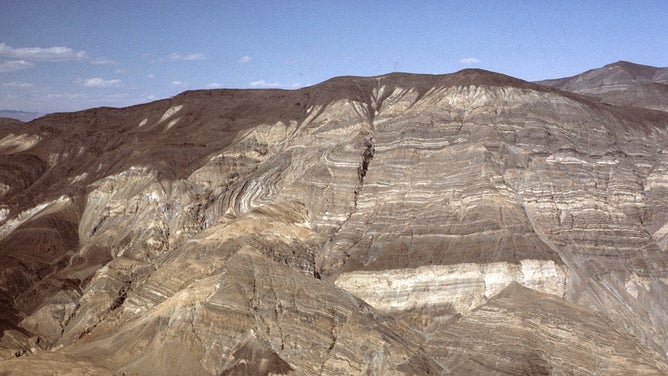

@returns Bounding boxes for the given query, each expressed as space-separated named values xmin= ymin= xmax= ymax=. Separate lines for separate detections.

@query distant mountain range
xmin=537 ymin=60 xmax=668 ymax=111
xmin=0 ymin=110 xmax=45 ymax=122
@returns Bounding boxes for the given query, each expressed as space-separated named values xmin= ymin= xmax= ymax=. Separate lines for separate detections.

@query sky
xmin=0 ymin=0 xmax=666 ymax=113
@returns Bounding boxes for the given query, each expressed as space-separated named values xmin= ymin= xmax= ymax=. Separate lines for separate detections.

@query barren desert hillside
xmin=1 ymin=63 xmax=668 ymax=375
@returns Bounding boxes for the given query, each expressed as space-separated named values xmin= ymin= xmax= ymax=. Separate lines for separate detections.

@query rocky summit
xmin=538 ymin=60 xmax=668 ymax=112
xmin=1 ymin=62 xmax=667 ymax=375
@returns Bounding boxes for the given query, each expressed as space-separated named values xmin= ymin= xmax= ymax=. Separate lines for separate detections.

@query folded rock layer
xmin=1 ymin=62 xmax=667 ymax=374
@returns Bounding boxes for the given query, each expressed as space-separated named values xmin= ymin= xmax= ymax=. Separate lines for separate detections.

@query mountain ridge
xmin=537 ymin=60 xmax=668 ymax=111
xmin=0 ymin=110 xmax=45 ymax=123
xmin=1 ymin=62 xmax=667 ymax=374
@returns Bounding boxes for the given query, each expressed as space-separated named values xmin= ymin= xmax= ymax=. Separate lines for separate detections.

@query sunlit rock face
xmin=1 ymin=64 xmax=668 ymax=374
xmin=335 ymin=260 xmax=568 ymax=315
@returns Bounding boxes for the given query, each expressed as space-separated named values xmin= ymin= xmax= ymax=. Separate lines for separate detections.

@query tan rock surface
xmin=432 ymin=283 xmax=665 ymax=375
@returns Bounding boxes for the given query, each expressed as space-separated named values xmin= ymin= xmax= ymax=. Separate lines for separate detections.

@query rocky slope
xmin=538 ymin=61 xmax=668 ymax=111
xmin=0 ymin=65 xmax=667 ymax=374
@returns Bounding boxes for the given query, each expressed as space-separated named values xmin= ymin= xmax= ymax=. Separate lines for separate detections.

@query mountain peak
xmin=604 ymin=60 xmax=661 ymax=80
xmin=538 ymin=60 xmax=668 ymax=111
xmin=317 ymin=68 xmax=536 ymax=91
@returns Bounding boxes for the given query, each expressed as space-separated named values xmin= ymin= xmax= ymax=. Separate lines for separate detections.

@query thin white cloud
xmin=147 ymin=73 xmax=156 ymax=79
xmin=0 ymin=43 xmax=87 ymax=62
xmin=91 ymin=57 xmax=116 ymax=65
xmin=172 ymin=80 xmax=187 ymax=87
xmin=166 ymin=53 xmax=206 ymax=61
xmin=459 ymin=57 xmax=480 ymax=64
xmin=3 ymin=81 xmax=33 ymax=88
xmin=79 ymin=77 xmax=121 ymax=88
xmin=239 ymin=55 xmax=252 ymax=63
xmin=206 ymin=82 xmax=222 ymax=88
xmin=250 ymin=79 xmax=281 ymax=88
xmin=0 ymin=60 xmax=33 ymax=73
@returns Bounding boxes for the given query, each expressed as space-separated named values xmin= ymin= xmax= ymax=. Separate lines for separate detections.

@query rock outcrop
xmin=1 ymin=64 xmax=667 ymax=374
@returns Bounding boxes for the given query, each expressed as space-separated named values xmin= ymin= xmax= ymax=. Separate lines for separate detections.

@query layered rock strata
xmin=0 ymin=66 xmax=667 ymax=374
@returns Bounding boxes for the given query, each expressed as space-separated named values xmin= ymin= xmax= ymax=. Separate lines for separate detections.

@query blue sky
xmin=1 ymin=0 xmax=666 ymax=113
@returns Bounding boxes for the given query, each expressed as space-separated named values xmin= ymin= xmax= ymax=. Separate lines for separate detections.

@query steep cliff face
xmin=1 ymin=66 xmax=667 ymax=374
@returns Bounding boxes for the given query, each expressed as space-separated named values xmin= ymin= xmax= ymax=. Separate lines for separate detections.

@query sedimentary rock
xmin=0 ymin=64 xmax=667 ymax=374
